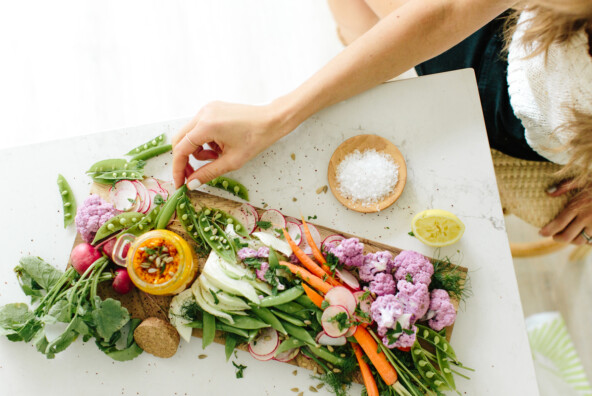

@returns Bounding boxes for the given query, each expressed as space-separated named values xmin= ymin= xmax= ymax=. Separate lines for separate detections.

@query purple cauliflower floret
xmin=427 ymin=289 xmax=457 ymax=331
xmin=75 ymin=194 xmax=118 ymax=243
xmin=372 ymin=295 xmax=417 ymax=349
xmin=393 ymin=250 xmax=434 ymax=286
xmin=395 ymin=280 xmax=430 ymax=321
xmin=256 ymin=247 xmax=269 ymax=258
xmin=329 ymin=238 xmax=365 ymax=268
xmin=256 ymin=262 xmax=270 ymax=282
xmin=358 ymin=251 xmax=394 ymax=282
xmin=380 ymin=325 xmax=418 ymax=349
xmin=238 ymin=248 xmax=257 ymax=260
xmin=369 ymin=273 xmax=397 ymax=296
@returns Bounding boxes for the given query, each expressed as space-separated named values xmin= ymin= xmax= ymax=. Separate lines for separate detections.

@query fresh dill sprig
xmin=430 ymin=251 xmax=472 ymax=307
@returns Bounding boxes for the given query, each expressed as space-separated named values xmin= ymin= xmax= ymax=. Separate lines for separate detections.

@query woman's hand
xmin=171 ymin=101 xmax=291 ymax=189
xmin=540 ymin=180 xmax=592 ymax=245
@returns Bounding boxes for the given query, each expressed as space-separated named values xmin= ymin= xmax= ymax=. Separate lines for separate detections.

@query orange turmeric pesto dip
xmin=132 ymin=238 xmax=180 ymax=284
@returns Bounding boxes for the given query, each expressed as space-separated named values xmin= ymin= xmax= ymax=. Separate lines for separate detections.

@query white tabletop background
xmin=0 ymin=1 xmax=539 ymax=395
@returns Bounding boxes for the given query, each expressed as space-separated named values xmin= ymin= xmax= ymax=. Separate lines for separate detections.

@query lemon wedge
xmin=411 ymin=209 xmax=465 ymax=247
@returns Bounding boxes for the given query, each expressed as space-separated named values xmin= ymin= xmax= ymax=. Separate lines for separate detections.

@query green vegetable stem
xmin=206 ymin=176 xmax=249 ymax=201
xmin=57 ymin=174 xmax=76 ymax=228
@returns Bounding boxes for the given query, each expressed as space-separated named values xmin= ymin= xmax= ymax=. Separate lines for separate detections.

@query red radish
xmin=321 ymin=305 xmax=350 ymax=338
xmin=70 ymin=243 xmax=102 ymax=275
xmin=248 ymin=328 xmax=279 ymax=361
xmin=100 ymin=236 xmax=118 ymax=260
xmin=344 ymin=325 xmax=358 ymax=337
xmin=274 ymin=347 xmax=300 ymax=362
xmin=110 ymin=180 xmax=137 ymax=211
xmin=335 ymin=269 xmax=361 ymax=291
xmin=133 ymin=181 xmax=151 ymax=214
xmin=147 ymin=189 xmax=160 ymax=211
xmin=112 ymin=268 xmax=134 ymax=294
xmin=158 ymin=180 xmax=175 ymax=197
xmin=325 ymin=286 xmax=357 ymax=315
xmin=259 ymin=209 xmax=286 ymax=234
xmin=111 ymin=233 xmax=135 ymax=267
xmin=299 ymin=223 xmax=321 ymax=255
xmin=321 ymin=234 xmax=345 ymax=252
xmin=316 ymin=331 xmax=347 ymax=346
xmin=353 ymin=291 xmax=374 ymax=324
xmin=286 ymin=221 xmax=303 ymax=246
xmin=236 ymin=204 xmax=258 ymax=234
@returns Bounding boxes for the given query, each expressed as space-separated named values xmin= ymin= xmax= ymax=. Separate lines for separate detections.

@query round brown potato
xmin=134 ymin=317 xmax=180 ymax=358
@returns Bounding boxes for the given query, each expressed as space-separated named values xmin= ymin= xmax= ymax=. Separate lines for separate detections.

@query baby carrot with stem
xmin=280 ymin=261 xmax=333 ymax=294
xmin=352 ymin=342 xmax=380 ymax=396
xmin=282 ymin=229 xmax=341 ymax=287
xmin=301 ymin=283 xmax=324 ymax=309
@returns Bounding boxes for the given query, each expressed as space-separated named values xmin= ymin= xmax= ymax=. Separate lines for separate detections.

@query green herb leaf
xmin=321 ymin=300 xmax=330 ymax=310
xmin=209 ymin=289 xmax=220 ymax=305
xmin=408 ymin=231 xmax=415 ymax=237
xmin=153 ymin=194 xmax=165 ymax=206
xmin=15 ymin=256 xmax=63 ymax=292
xmin=256 ymin=221 xmax=272 ymax=230
xmin=92 ymin=298 xmax=130 ymax=341
xmin=307 ymin=215 xmax=318 ymax=220
xmin=232 ymin=361 xmax=247 ymax=378
xmin=405 ymin=273 xmax=413 ymax=283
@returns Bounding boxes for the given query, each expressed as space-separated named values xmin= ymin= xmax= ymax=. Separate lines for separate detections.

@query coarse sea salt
xmin=336 ymin=149 xmax=399 ymax=207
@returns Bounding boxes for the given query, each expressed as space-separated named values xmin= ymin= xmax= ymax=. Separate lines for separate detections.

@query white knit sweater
xmin=507 ymin=11 xmax=592 ymax=164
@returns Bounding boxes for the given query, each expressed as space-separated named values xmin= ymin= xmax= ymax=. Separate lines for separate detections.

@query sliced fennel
xmin=252 ymin=231 xmax=292 ymax=257
xmin=169 ymin=289 xmax=196 ymax=343
xmin=198 ymin=276 xmax=250 ymax=310
xmin=201 ymin=251 xmax=261 ymax=304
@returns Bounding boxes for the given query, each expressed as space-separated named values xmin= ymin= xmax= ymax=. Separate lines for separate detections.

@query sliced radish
xmin=109 ymin=180 xmax=138 ymax=211
xmin=286 ymin=221 xmax=303 ymax=246
xmin=142 ymin=177 xmax=161 ymax=192
xmin=344 ymin=325 xmax=357 ymax=338
xmin=248 ymin=327 xmax=279 ymax=359
xmin=258 ymin=209 xmax=286 ymax=234
xmin=321 ymin=234 xmax=345 ymax=253
xmin=299 ymin=223 xmax=321 ymax=255
xmin=157 ymin=180 xmax=174 ymax=199
xmin=147 ymin=189 xmax=160 ymax=212
xmin=325 ymin=286 xmax=357 ymax=315
xmin=321 ymin=305 xmax=350 ymax=338
xmin=233 ymin=204 xmax=258 ymax=234
xmin=133 ymin=181 xmax=151 ymax=214
xmin=274 ymin=347 xmax=300 ymax=362
xmin=335 ymin=269 xmax=361 ymax=291
xmin=353 ymin=291 xmax=374 ymax=324
xmin=284 ymin=216 xmax=301 ymax=225
xmin=316 ymin=331 xmax=347 ymax=346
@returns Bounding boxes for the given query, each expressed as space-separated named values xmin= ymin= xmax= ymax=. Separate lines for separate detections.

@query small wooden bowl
xmin=328 ymin=134 xmax=407 ymax=213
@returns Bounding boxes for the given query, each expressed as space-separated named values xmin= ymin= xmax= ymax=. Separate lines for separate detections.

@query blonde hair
xmin=504 ymin=0 xmax=592 ymax=188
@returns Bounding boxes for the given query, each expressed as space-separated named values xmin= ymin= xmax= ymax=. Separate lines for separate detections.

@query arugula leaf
xmin=15 ymin=256 xmax=63 ymax=292
xmin=92 ymin=299 xmax=130 ymax=341
xmin=256 ymin=221 xmax=272 ymax=230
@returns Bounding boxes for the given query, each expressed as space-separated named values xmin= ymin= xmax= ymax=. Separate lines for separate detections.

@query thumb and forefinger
xmin=547 ymin=179 xmax=579 ymax=197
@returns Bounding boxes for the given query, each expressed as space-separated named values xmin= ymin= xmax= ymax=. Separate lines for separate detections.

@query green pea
xmin=86 ymin=158 xmax=129 ymax=174
xmin=271 ymin=309 xmax=306 ymax=327
xmin=259 ymin=286 xmax=303 ymax=307
xmin=281 ymin=321 xmax=316 ymax=346
xmin=127 ymin=205 xmax=161 ymax=236
xmin=198 ymin=212 xmax=235 ymax=263
xmin=436 ymin=346 xmax=456 ymax=390
xmin=129 ymin=144 xmax=172 ymax=162
xmin=206 ymin=176 xmax=249 ymax=201
xmin=125 ymin=133 xmax=167 ymax=156
xmin=416 ymin=324 xmax=458 ymax=363
xmin=202 ymin=311 xmax=216 ymax=349
xmin=411 ymin=341 xmax=451 ymax=392
xmin=250 ymin=306 xmax=287 ymax=335
xmin=57 ymin=174 xmax=76 ymax=228
xmin=93 ymin=212 xmax=146 ymax=244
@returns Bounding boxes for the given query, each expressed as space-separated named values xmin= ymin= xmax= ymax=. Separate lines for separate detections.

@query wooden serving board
xmin=83 ymin=183 xmax=467 ymax=382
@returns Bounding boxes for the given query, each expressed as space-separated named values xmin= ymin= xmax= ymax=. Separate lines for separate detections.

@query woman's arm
xmin=172 ymin=0 xmax=515 ymax=188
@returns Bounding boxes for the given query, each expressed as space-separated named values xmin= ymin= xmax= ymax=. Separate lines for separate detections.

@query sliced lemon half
xmin=412 ymin=209 xmax=465 ymax=247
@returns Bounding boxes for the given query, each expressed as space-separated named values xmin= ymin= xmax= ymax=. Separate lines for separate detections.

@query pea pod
xmin=202 ymin=311 xmax=216 ymax=349
xmin=129 ymin=144 xmax=172 ymax=162
xmin=271 ymin=309 xmax=306 ymax=327
xmin=206 ymin=176 xmax=249 ymax=201
xmin=57 ymin=174 xmax=76 ymax=228
xmin=205 ymin=207 xmax=249 ymax=237
xmin=86 ymin=158 xmax=130 ymax=174
xmin=126 ymin=205 xmax=162 ymax=236
xmin=250 ymin=306 xmax=287 ymax=335
xmin=411 ymin=341 xmax=451 ymax=391
xmin=275 ymin=338 xmax=306 ymax=356
xmin=247 ymin=329 xmax=259 ymax=343
xmin=92 ymin=212 xmax=145 ymax=244
xmin=274 ymin=302 xmax=310 ymax=321
xmin=187 ymin=320 xmax=250 ymax=339
xmin=125 ymin=133 xmax=167 ymax=156
xmin=281 ymin=321 xmax=316 ymax=346
xmin=219 ymin=315 xmax=269 ymax=330
xmin=225 ymin=333 xmax=239 ymax=361
xmin=305 ymin=345 xmax=347 ymax=367
xmin=416 ymin=324 xmax=458 ymax=363
xmin=156 ymin=185 xmax=187 ymax=229
xmin=295 ymin=295 xmax=321 ymax=311
xmin=436 ymin=347 xmax=456 ymax=391
xmin=174 ymin=192 xmax=205 ymax=247
xmin=198 ymin=211 xmax=235 ymax=263
xmin=259 ymin=286 xmax=303 ymax=307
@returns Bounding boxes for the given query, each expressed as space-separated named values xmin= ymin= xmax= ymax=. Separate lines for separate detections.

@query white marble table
xmin=0 ymin=69 xmax=539 ymax=395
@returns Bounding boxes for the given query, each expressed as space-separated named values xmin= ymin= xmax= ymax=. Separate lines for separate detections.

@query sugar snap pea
xmin=250 ymin=306 xmax=287 ymax=335
xmin=125 ymin=133 xmax=167 ymax=156
xmin=126 ymin=205 xmax=162 ymax=236
xmin=259 ymin=286 xmax=303 ymax=307
xmin=156 ymin=185 xmax=187 ymax=229
xmin=225 ymin=333 xmax=239 ymax=361
xmin=57 ymin=174 xmax=76 ymax=228
xmin=92 ymin=212 xmax=145 ymax=244
xmin=206 ymin=176 xmax=249 ymax=201
xmin=198 ymin=211 xmax=235 ymax=263
xmin=295 ymin=295 xmax=321 ymax=311
xmin=86 ymin=159 xmax=146 ymax=184
xmin=305 ymin=345 xmax=347 ymax=367
xmin=187 ymin=320 xmax=250 ymax=339
xmin=416 ymin=324 xmax=458 ymax=363
xmin=219 ymin=315 xmax=269 ymax=330
xmin=281 ymin=321 xmax=316 ymax=346
xmin=202 ymin=311 xmax=216 ymax=349
xmin=274 ymin=302 xmax=310 ymax=321
xmin=129 ymin=144 xmax=172 ymax=162
xmin=275 ymin=338 xmax=306 ymax=356
xmin=175 ymin=192 xmax=206 ymax=247
xmin=271 ymin=309 xmax=306 ymax=327
xmin=411 ymin=341 xmax=451 ymax=391
xmin=205 ymin=207 xmax=249 ymax=237
xmin=247 ymin=329 xmax=259 ymax=343
xmin=86 ymin=158 xmax=130 ymax=174
xmin=436 ymin=346 xmax=456 ymax=391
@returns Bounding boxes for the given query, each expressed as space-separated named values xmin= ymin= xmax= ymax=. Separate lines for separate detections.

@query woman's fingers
xmin=172 ymin=127 xmax=212 ymax=188
xmin=193 ymin=149 xmax=219 ymax=161
xmin=540 ymin=206 xmax=577 ymax=237
xmin=186 ymin=156 xmax=235 ymax=189
xmin=547 ymin=179 xmax=579 ymax=197
xmin=551 ymin=218 xmax=587 ymax=244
